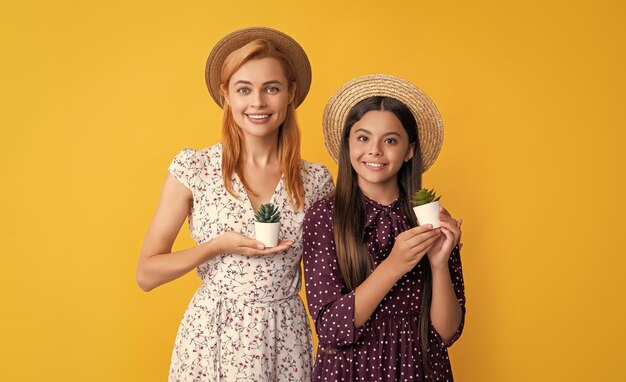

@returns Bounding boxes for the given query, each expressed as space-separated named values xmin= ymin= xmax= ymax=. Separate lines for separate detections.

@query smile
xmin=363 ymin=162 xmax=387 ymax=168
xmin=246 ymin=113 xmax=271 ymax=120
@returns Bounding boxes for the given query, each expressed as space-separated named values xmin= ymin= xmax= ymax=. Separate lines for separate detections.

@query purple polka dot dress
xmin=167 ymin=143 xmax=334 ymax=381
xmin=303 ymin=196 xmax=466 ymax=381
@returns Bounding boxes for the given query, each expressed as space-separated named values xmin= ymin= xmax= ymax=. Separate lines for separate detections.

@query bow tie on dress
xmin=361 ymin=197 xmax=410 ymax=257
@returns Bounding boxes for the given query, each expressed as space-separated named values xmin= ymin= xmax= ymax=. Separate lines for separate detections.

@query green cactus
xmin=411 ymin=188 xmax=441 ymax=207
xmin=254 ymin=203 xmax=280 ymax=223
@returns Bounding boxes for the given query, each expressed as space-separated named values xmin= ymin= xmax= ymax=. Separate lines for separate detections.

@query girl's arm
xmin=429 ymin=254 xmax=463 ymax=342
xmin=303 ymin=201 xmax=370 ymax=349
xmin=427 ymin=210 xmax=465 ymax=343
xmin=137 ymin=173 xmax=291 ymax=291
xmin=302 ymin=202 xmax=439 ymax=348
xmin=353 ymin=225 xmax=441 ymax=328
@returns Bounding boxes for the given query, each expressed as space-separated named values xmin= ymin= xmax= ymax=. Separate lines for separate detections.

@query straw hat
xmin=322 ymin=74 xmax=444 ymax=172
xmin=205 ymin=27 xmax=312 ymax=108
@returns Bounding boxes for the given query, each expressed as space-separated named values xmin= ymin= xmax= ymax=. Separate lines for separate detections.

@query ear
xmin=220 ymin=83 xmax=229 ymax=106
xmin=404 ymin=142 xmax=416 ymax=162
xmin=289 ymin=82 xmax=297 ymax=104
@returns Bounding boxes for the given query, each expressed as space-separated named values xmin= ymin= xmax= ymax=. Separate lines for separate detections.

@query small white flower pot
xmin=254 ymin=222 xmax=280 ymax=247
xmin=413 ymin=200 xmax=441 ymax=228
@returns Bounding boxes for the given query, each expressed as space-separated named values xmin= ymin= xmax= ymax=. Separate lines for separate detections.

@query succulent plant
xmin=254 ymin=203 xmax=280 ymax=223
xmin=411 ymin=188 xmax=441 ymax=207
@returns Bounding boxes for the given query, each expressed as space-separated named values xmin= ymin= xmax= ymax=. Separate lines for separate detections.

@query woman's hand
xmin=214 ymin=231 xmax=293 ymax=256
xmin=427 ymin=207 xmax=463 ymax=270
xmin=385 ymin=225 xmax=441 ymax=278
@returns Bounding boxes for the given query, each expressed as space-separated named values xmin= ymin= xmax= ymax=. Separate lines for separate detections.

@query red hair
xmin=219 ymin=39 xmax=304 ymax=210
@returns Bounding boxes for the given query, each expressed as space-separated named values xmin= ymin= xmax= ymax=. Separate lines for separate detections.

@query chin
xmin=242 ymin=127 xmax=280 ymax=139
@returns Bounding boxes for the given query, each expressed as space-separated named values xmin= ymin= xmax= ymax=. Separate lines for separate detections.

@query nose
xmin=250 ymin=91 xmax=267 ymax=108
xmin=368 ymin=141 xmax=382 ymax=156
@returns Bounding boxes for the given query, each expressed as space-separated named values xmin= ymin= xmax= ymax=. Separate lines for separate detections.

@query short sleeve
xmin=168 ymin=147 xmax=197 ymax=190
xmin=316 ymin=165 xmax=334 ymax=203
xmin=303 ymin=199 xmax=365 ymax=349
xmin=304 ymin=163 xmax=334 ymax=207
xmin=431 ymin=245 xmax=466 ymax=348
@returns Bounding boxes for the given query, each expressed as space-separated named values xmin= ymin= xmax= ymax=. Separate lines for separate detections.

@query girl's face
xmin=222 ymin=57 xmax=295 ymax=140
xmin=349 ymin=110 xmax=415 ymax=195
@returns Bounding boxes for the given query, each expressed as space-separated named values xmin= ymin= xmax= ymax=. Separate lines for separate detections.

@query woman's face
xmin=348 ymin=110 xmax=415 ymax=194
xmin=222 ymin=57 xmax=295 ymax=140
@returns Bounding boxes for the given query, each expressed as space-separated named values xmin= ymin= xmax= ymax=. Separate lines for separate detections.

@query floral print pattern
xmin=168 ymin=143 xmax=334 ymax=381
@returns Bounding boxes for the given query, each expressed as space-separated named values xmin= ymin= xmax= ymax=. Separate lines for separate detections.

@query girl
xmin=137 ymin=27 xmax=333 ymax=381
xmin=304 ymin=74 xmax=465 ymax=381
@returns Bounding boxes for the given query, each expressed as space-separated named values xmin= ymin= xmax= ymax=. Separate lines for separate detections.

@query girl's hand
xmin=215 ymin=232 xmax=293 ymax=256
xmin=385 ymin=225 xmax=441 ymax=278
xmin=427 ymin=207 xmax=463 ymax=270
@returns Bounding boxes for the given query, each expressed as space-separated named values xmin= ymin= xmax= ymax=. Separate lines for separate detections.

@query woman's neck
xmin=244 ymin=133 xmax=280 ymax=167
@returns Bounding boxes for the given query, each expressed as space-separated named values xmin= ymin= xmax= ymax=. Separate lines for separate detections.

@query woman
xmin=137 ymin=27 xmax=333 ymax=381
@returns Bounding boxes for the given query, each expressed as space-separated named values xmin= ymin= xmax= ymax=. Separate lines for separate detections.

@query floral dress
xmin=167 ymin=143 xmax=334 ymax=381
xmin=303 ymin=196 xmax=466 ymax=381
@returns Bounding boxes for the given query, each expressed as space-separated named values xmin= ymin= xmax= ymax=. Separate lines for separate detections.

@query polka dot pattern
xmin=303 ymin=196 xmax=466 ymax=381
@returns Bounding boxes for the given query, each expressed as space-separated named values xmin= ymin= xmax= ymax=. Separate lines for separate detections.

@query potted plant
xmin=254 ymin=203 xmax=281 ymax=247
xmin=411 ymin=188 xmax=441 ymax=228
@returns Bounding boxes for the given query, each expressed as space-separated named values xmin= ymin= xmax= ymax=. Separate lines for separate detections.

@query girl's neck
xmin=358 ymin=180 xmax=400 ymax=206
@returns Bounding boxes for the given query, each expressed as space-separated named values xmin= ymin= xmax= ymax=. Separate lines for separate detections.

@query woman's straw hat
xmin=322 ymin=74 xmax=444 ymax=172
xmin=205 ymin=26 xmax=312 ymax=108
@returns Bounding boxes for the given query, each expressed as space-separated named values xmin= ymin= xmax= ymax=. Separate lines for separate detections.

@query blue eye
xmin=237 ymin=88 xmax=250 ymax=94
xmin=266 ymin=87 xmax=279 ymax=93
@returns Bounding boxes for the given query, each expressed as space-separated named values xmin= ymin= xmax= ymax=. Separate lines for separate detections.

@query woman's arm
xmin=136 ymin=173 xmax=219 ymax=291
xmin=136 ymin=173 xmax=292 ymax=291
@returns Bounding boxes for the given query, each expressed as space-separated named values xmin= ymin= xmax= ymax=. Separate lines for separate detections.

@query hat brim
xmin=205 ymin=27 xmax=312 ymax=108
xmin=322 ymin=74 xmax=444 ymax=173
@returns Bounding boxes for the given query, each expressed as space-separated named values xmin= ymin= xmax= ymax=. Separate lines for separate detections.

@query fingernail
xmin=257 ymin=244 xmax=265 ymax=249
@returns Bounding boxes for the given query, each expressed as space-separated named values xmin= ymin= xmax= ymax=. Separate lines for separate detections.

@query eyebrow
xmin=354 ymin=128 xmax=402 ymax=137
xmin=232 ymin=80 xmax=283 ymax=86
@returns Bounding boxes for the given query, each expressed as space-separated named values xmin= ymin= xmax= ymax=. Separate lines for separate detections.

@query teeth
xmin=365 ymin=162 xmax=385 ymax=168
xmin=247 ymin=114 xmax=270 ymax=120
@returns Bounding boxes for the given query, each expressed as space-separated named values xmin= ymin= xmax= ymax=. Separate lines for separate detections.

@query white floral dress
xmin=167 ymin=143 xmax=334 ymax=382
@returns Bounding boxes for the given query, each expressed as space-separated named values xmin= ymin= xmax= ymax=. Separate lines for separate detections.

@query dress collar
xmin=362 ymin=195 xmax=409 ymax=256
xmin=362 ymin=194 xmax=401 ymax=212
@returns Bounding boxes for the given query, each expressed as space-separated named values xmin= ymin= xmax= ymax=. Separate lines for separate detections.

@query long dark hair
xmin=333 ymin=96 xmax=434 ymax=376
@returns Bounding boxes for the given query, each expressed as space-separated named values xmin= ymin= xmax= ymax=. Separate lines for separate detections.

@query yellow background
xmin=1 ymin=0 xmax=625 ymax=380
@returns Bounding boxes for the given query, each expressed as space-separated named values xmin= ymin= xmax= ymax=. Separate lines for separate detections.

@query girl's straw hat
xmin=322 ymin=74 xmax=444 ymax=172
xmin=205 ymin=26 xmax=312 ymax=109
